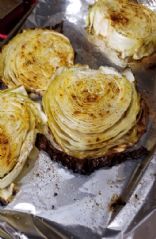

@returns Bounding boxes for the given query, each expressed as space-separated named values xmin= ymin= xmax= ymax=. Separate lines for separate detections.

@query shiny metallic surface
xmin=0 ymin=0 xmax=156 ymax=238
xmin=138 ymin=0 xmax=156 ymax=10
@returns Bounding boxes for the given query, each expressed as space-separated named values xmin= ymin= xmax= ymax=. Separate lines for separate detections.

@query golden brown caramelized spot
xmin=86 ymin=93 xmax=99 ymax=103
xmin=76 ymin=81 xmax=82 ymax=87
xmin=30 ymin=57 xmax=36 ymax=64
xmin=99 ymin=112 xmax=103 ymax=117
xmin=82 ymin=89 xmax=88 ymax=93
xmin=107 ymin=88 xmax=111 ymax=93
xmin=25 ymin=60 xmax=32 ymax=66
xmin=10 ymin=115 xmax=15 ymax=119
xmin=0 ymin=132 xmax=10 ymax=163
xmin=108 ymin=82 xmax=112 ymax=87
xmin=98 ymin=110 xmax=108 ymax=117
xmin=107 ymin=103 xmax=111 ymax=107
xmin=55 ymin=51 xmax=68 ymax=66
xmin=115 ymin=87 xmax=120 ymax=93
xmin=74 ymin=110 xmax=81 ymax=115
xmin=6 ymin=157 xmax=11 ymax=165
xmin=21 ymin=44 xmax=26 ymax=49
xmin=21 ymin=53 xmax=24 ymax=58
xmin=0 ymin=133 xmax=8 ymax=145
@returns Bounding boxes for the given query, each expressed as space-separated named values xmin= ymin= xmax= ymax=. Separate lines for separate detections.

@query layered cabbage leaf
xmin=0 ymin=87 xmax=46 ymax=189
xmin=1 ymin=29 xmax=74 ymax=95
xmin=43 ymin=66 xmax=141 ymax=159
xmin=87 ymin=0 xmax=156 ymax=64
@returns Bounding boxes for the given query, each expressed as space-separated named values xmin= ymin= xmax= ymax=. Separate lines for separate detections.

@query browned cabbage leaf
xmin=87 ymin=0 xmax=156 ymax=66
xmin=43 ymin=66 xmax=141 ymax=159
xmin=1 ymin=29 xmax=74 ymax=95
xmin=0 ymin=87 xmax=46 ymax=189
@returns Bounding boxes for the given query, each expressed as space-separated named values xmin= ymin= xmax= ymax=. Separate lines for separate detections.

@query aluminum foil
xmin=1 ymin=1 xmax=156 ymax=238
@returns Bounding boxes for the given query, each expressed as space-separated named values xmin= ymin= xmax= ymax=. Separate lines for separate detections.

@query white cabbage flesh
xmin=87 ymin=0 xmax=156 ymax=61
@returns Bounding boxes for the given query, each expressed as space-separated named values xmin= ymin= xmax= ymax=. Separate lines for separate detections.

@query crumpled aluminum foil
xmin=0 ymin=0 xmax=156 ymax=238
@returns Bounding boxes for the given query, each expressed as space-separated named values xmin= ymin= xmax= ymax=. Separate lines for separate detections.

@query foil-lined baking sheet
xmin=0 ymin=0 xmax=156 ymax=238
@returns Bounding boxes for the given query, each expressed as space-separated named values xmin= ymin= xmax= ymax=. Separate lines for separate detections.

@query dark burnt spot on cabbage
xmin=99 ymin=112 xmax=103 ymax=117
xmin=25 ymin=60 xmax=32 ymax=66
xmin=89 ymin=113 xmax=96 ymax=118
xmin=71 ymin=94 xmax=77 ymax=100
xmin=35 ymin=100 xmax=148 ymax=174
xmin=34 ymin=45 xmax=37 ymax=50
xmin=36 ymin=133 xmax=149 ymax=175
xmin=73 ymin=110 xmax=81 ymax=115
xmin=96 ymin=137 xmax=100 ymax=142
xmin=36 ymin=99 xmax=149 ymax=174
xmin=110 ymin=12 xmax=129 ymax=26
